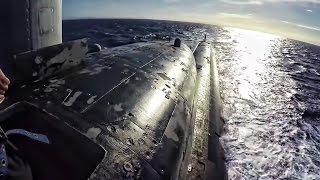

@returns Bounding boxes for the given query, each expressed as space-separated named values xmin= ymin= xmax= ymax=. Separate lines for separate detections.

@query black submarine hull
xmin=0 ymin=39 xmax=226 ymax=180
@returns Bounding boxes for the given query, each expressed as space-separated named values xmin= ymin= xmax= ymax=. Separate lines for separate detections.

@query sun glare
xmin=227 ymin=28 xmax=280 ymax=100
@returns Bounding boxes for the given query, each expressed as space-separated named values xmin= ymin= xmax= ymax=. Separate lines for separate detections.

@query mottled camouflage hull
xmin=0 ymin=40 xmax=226 ymax=180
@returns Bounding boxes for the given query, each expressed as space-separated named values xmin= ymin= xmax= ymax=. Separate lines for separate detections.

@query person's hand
xmin=0 ymin=69 xmax=10 ymax=100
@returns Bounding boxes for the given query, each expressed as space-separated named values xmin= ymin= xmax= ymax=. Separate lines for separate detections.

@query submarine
xmin=0 ymin=0 xmax=226 ymax=179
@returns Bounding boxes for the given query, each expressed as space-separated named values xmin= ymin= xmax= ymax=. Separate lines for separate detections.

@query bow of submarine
xmin=0 ymin=40 xmax=226 ymax=179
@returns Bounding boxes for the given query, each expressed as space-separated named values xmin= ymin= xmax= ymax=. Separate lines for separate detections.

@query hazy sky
xmin=63 ymin=0 xmax=320 ymax=45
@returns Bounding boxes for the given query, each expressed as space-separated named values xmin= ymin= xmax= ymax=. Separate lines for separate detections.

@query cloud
xmin=281 ymin=21 xmax=320 ymax=31
xmin=297 ymin=24 xmax=320 ymax=31
xmin=163 ymin=0 xmax=181 ymax=3
xmin=216 ymin=13 xmax=254 ymax=19
xmin=306 ymin=9 xmax=313 ymax=12
xmin=220 ymin=0 xmax=320 ymax=5
xmin=220 ymin=0 xmax=263 ymax=5
xmin=208 ymin=14 xmax=320 ymax=45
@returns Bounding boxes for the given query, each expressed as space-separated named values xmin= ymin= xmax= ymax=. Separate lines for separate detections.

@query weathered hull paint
xmin=0 ymin=40 xmax=226 ymax=180
xmin=180 ymin=42 xmax=226 ymax=180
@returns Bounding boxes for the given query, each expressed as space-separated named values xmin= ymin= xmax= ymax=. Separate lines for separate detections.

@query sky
xmin=63 ymin=0 xmax=320 ymax=45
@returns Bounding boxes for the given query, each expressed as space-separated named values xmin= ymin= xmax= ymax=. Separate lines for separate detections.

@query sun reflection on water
xmin=228 ymin=28 xmax=280 ymax=101
xmin=219 ymin=28 xmax=320 ymax=179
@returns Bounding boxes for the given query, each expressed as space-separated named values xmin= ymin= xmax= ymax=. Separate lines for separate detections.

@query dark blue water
xmin=63 ymin=19 xmax=320 ymax=179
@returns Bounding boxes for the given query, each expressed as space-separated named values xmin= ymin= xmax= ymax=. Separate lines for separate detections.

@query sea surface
xmin=63 ymin=19 xmax=320 ymax=179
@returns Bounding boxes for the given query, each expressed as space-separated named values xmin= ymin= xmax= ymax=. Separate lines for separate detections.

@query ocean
xmin=63 ymin=19 xmax=320 ymax=179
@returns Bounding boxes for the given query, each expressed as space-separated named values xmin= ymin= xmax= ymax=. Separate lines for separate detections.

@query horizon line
xmin=62 ymin=17 xmax=320 ymax=47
